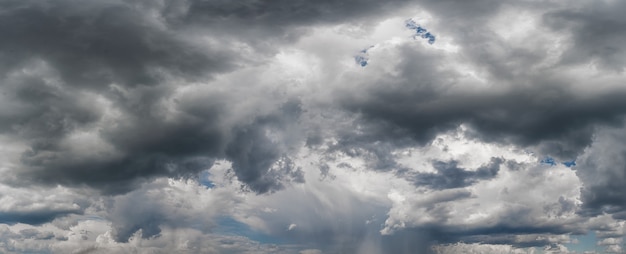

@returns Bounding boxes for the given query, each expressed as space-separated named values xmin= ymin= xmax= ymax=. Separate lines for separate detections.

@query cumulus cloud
xmin=0 ymin=183 xmax=88 ymax=225
xmin=576 ymin=124 xmax=626 ymax=218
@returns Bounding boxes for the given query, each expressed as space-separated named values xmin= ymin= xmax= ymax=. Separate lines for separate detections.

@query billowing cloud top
xmin=1 ymin=0 xmax=626 ymax=253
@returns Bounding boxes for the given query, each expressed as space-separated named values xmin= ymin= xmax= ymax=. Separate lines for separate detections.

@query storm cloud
xmin=1 ymin=0 xmax=626 ymax=253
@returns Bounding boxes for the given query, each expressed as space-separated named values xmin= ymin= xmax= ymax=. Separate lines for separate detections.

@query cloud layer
xmin=1 ymin=0 xmax=626 ymax=253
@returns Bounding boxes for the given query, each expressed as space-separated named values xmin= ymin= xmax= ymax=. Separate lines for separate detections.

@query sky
xmin=0 ymin=0 xmax=626 ymax=253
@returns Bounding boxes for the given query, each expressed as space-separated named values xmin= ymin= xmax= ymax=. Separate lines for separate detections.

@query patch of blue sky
xmin=539 ymin=157 xmax=577 ymax=167
xmin=422 ymin=32 xmax=436 ymax=44
xmin=354 ymin=46 xmax=374 ymax=67
xmin=540 ymin=156 xmax=557 ymax=166
xmin=405 ymin=18 xmax=436 ymax=44
xmin=215 ymin=216 xmax=286 ymax=244
xmin=562 ymin=160 xmax=576 ymax=167
xmin=198 ymin=170 xmax=214 ymax=188
xmin=565 ymin=231 xmax=599 ymax=253
xmin=405 ymin=19 xmax=421 ymax=30
xmin=355 ymin=55 xmax=368 ymax=67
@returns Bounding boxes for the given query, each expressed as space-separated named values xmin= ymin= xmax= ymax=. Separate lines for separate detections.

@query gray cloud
xmin=0 ymin=210 xmax=80 ymax=226
xmin=2 ymin=0 xmax=626 ymax=253
xmin=0 ymin=0 xmax=235 ymax=88
xmin=0 ymin=0 xmax=419 ymax=196
xmin=181 ymin=0 xmax=411 ymax=33
xmin=340 ymin=43 xmax=626 ymax=160
xmin=0 ymin=0 xmax=234 ymax=193
xmin=333 ymin=0 xmax=626 ymax=165
xmin=18 ymin=229 xmax=55 ymax=240
xmin=102 ymin=178 xmax=236 ymax=242
xmin=225 ymin=100 xmax=305 ymax=193
xmin=413 ymin=157 xmax=503 ymax=190
xmin=0 ymin=183 xmax=89 ymax=227
xmin=544 ymin=1 xmax=626 ymax=72
xmin=576 ymin=124 xmax=626 ymax=218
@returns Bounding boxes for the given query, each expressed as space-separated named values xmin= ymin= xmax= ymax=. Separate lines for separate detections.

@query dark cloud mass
xmin=2 ymin=0 xmax=626 ymax=253
xmin=0 ymin=0 xmax=318 ymax=194
xmin=414 ymin=157 xmax=503 ymax=190
xmin=0 ymin=0 xmax=234 ymax=87
xmin=544 ymin=1 xmax=626 ymax=72
xmin=576 ymin=125 xmax=626 ymax=217
xmin=0 ymin=210 xmax=80 ymax=226
xmin=341 ymin=41 xmax=626 ymax=160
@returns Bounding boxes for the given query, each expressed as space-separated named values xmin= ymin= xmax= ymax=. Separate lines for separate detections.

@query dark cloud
xmin=225 ymin=100 xmax=305 ymax=193
xmin=226 ymin=130 xmax=305 ymax=193
xmin=181 ymin=0 xmax=411 ymax=34
xmin=2 ymin=0 xmax=626 ymax=252
xmin=576 ymin=125 xmax=626 ymax=218
xmin=341 ymin=44 xmax=626 ymax=160
xmin=0 ymin=210 xmax=81 ymax=225
xmin=0 ymin=0 xmax=235 ymax=193
xmin=543 ymin=1 xmax=626 ymax=72
xmin=0 ymin=0 xmax=235 ymax=88
xmin=0 ymin=0 xmax=419 ymax=195
xmin=395 ymin=216 xmax=582 ymax=249
xmin=334 ymin=0 xmax=626 ymax=166
xmin=14 ymin=97 xmax=304 ymax=194
xmin=0 ymin=71 xmax=102 ymax=141
xmin=0 ymin=0 xmax=305 ymax=194
xmin=419 ymin=0 xmax=504 ymax=21
xmin=413 ymin=157 xmax=503 ymax=190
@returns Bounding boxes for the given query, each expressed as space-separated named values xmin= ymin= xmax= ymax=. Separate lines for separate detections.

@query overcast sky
xmin=1 ymin=0 xmax=626 ymax=253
